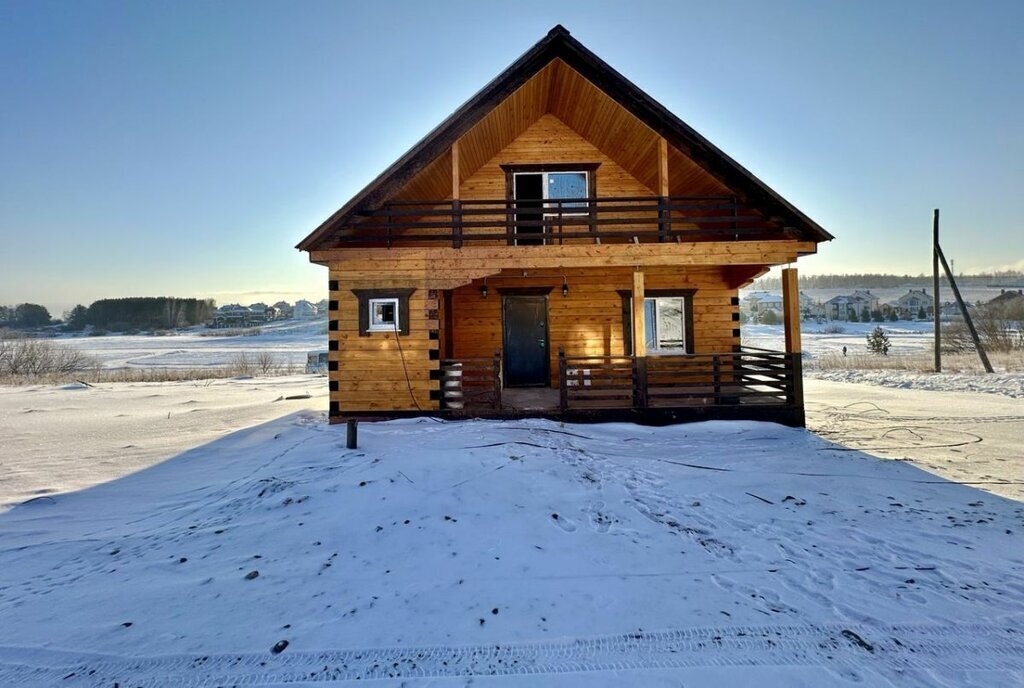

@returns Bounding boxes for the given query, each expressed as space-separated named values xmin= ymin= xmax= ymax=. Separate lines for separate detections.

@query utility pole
xmin=933 ymin=209 xmax=941 ymax=372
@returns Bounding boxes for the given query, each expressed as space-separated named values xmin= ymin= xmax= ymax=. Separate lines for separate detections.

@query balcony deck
xmin=329 ymin=195 xmax=789 ymax=248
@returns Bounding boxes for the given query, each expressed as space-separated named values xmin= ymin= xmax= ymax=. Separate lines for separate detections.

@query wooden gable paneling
xmin=385 ymin=60 xmax=730 ymax=206
xmin=459 ymin=114 xmax=653 ymax=200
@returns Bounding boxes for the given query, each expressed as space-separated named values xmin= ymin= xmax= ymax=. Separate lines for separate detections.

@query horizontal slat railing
xmin=558 ymin=348 xmax=800 ymax=411
xmin=336 ymin=196 xmax=780 ymax=247
xmin=440 ymin=352 xmax=501 ymax=411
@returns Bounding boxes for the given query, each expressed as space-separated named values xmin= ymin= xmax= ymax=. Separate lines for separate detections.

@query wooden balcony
xmin=335 ymin=195 xmax=784 ymax=248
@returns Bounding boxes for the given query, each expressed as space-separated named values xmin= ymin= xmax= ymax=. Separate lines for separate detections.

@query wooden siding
xmin=450 ymin=266 xmax=740 ymax=387
xmin=459 ymin=114 xmax=654 ymax=199
xmin=329 ymin=275 xmax=439 ymax=412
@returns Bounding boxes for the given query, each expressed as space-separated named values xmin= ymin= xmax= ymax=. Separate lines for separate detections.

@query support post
xmin=493 ymin=349 xmax=503 ymax=409
xmin=933 ymin=209 xmax=941 ymax=372
xmin=632 ymin=269 xmax=647 ymax=409
xmin=936 ymin=245 xmax=994 ymax=373
xmin=632 ymin=270 xmax=646 ymax=358
xmin=633 ymin=356 xmax=648 ymax=409
xmin=557 ymin=348 xmax=568 ymax=412
xmin=346 ymin=419 xmax=358 ymax=449
xmin=657 ymin=138 xmax=670 ymax=242
xmin=451 ymin=141 xmax=462 ymax=249
xmin=787 ymin=352 xmax=804 ymax=411
xmin=781 ymin=267 xmax=801 ymax=355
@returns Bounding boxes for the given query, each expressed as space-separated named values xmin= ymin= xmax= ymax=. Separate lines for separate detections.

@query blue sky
xmin=1 ymin=0 xmax=1022 ymax=315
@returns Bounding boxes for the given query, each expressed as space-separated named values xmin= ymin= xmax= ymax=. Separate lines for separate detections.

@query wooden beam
xmin=311 ymin=240 xmax=818 ymax=268
xmin=451 ymin=140 xmax=460 ymax=200
xmin=781 ymin=267 xmax=801 ymax=354
xmin=657 ymin=137 xmax=669 ymax=197
xmin=632 ymin=270 xmax=646 ymax=357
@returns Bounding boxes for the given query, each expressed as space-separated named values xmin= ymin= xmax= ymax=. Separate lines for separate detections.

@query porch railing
xmin=440 ymin=351 xmax=502 ymax=411
xmin=557 ymin=347 xmax=802 ymax=412
xmin=337 ymin=196 xmax=778 ymax=247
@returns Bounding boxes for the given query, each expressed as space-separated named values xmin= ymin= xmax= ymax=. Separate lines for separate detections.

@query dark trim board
xmin=351 ymin=288 xmax=416 ymax=336
xmin=329 ymin=405 xmax=805 ymax=428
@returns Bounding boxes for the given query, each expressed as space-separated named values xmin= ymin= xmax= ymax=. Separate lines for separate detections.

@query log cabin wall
xmin=328 ymin=272 xmax=440 ymax=413
xmin=450 ymin=265 xmax=739 ymax=387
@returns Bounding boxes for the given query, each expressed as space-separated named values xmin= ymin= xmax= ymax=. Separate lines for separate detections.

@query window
xmin=368 ymin=298 xmax=399 ymax=332
xmin=619 ymin=290 xmax=694 ymax=355
xmin=513 ymin=171 xmax=590 ymax=213
xmin=644 ymin=297 xmax=687 ymax=353
xmin=502 ymin=163 xmax=600 ymax=246
xmin=351 ymin=288 xmax=415 ymax=336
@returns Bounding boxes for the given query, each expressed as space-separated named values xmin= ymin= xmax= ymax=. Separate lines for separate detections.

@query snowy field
xmin=54 ymin=320 xmax=326 ymax=370
xmin=1 ymin=380 xmax=1023 ymax=685
xmin=744 ymin=321 xmax=1024 ymax=397
xmin=743 ymin=320 xmax=936 ymax=359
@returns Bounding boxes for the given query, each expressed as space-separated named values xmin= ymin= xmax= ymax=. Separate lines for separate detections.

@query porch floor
xmin=500 ymin=387 xmax=559 ymax=412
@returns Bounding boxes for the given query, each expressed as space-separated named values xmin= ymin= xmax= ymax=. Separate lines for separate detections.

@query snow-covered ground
xmin=744 ymin=321 xmax=936 ymax=359
xmin=811 ymin=369 xmax=1024 ymax=398
xmin=805 ymin=378 xmax=1024 ymax=501
xmin=0 ymin=375 xmax=329 ymax=508
xmin=0 ymin=380 xmax=1022 ymax=686
xmin=53 ymin=320 xmax=326 ymax=370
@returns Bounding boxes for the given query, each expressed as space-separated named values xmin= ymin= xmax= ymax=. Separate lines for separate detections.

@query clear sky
xmin=1 ymin=0 xmax=1022 ymax=316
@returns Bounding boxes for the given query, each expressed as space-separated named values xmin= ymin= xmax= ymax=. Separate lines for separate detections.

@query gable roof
xmin=297 ymin=25 xmax=833 ymax=251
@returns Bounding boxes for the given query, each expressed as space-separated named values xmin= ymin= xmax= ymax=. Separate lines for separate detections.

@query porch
xmin=438 ymin=347 xmax=804 ymax=427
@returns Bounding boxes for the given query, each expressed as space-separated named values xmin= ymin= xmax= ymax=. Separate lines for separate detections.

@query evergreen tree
xmin=65 ymin=305 xmax=88 ymax=331
xmin=866 ymin=326 xmax=891 ymax=355
xmin=14 ymin=303 xmax=51 ymax=327
xmin=848 ymin=307 xmax=859 ymax=323
xmin=917 ymin=306 xmax=927 ymax=320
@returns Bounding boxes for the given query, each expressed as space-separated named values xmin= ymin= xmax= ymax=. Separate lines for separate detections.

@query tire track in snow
xmin=0 ymin=622 xmax=1021 ymax=686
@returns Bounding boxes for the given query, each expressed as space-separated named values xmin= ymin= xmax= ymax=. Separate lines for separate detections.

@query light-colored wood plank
xmin=632 ymin=270 xmax=645 ymax=358
xmin=782 ymin=266 xmax=801 ymax=354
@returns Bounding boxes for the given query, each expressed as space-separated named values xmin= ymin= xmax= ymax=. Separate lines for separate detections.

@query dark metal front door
xmin=502 ymin=295 xmax=549 ymax=387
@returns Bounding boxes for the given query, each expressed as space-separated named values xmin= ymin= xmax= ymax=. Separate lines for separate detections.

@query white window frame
xmin=367 ymin=297 xmax=400 ymax=332
xmin=642 ymin=296 xmax=689 ymax=355
xmin=512 ymin=170 xmax=590 ymax=246
xmin=512 ymin=170 xmax=590 ymax=216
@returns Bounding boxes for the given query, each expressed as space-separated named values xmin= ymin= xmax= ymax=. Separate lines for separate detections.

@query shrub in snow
xmin=0 ymin=339 xmax=93 ymax=376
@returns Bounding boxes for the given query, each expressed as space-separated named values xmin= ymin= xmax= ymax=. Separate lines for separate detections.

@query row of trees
xmin=0 ymin=304 xmax=52 ymax=328
xmin=1 ymin=297 xmax=217 ymax=332
xmin=69 ymin=297 xmax=216 ymax=331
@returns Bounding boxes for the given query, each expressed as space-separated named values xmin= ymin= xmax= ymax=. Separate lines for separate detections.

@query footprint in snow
xmin=550 ymin=512 xmax=577 ymax=533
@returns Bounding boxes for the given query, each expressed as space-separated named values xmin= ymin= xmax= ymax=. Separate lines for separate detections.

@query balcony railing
xmin=336 ymin=196 xmax=780 ymax=247
xmin=557 ymin=347 xmax=802 ymax=412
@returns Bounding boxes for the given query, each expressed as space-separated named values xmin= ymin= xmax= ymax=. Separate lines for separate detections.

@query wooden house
xmin=297 ymin=26 xmax=832 ymax=426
